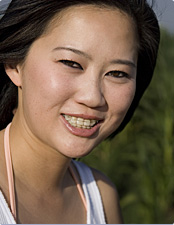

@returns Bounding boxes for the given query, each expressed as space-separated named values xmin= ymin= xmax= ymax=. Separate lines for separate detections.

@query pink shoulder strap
xmin=4 ymin=123 xmax=16 ymax=219
xmin=69 ymin=163 xmax=87 ymax=211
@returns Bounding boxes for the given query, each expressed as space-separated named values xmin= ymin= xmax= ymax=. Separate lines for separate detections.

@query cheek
xmin=102 ymin=83 xmax=136 ymax=138
xmin=108 ymin=83 xmax=136 ymax=118
xmin=22 ymin=62 xmax=73 ymax=110
xmin=20 ymin=61 xmax=76 ymax=136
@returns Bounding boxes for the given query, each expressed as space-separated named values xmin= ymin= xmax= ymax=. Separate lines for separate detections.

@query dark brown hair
xmin=0 ymin=0 xmax=160 ymax=137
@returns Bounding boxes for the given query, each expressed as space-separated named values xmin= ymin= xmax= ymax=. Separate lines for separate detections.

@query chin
xmin=55 ymin=132 xmax=105 ymax=159
xmin=58 ymin=142 xmax=95 ymax=159
xmin=64 ymin=148 xmax=94 ymax=159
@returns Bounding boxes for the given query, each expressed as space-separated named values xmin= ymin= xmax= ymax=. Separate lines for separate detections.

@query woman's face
xmin=17 ymin=5 xmax=138 ymax=158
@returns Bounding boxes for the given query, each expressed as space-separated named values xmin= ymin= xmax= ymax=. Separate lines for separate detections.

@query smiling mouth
xmin=62 ymin=114 xmax=100 ymax=129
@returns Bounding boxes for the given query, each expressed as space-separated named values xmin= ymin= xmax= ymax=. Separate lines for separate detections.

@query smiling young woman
xmin=0 ymin=0 xmax=160 ymax=224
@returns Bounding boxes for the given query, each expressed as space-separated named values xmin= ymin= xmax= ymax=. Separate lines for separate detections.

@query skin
xmin=0 ymin=5 xmax=138 ymax=224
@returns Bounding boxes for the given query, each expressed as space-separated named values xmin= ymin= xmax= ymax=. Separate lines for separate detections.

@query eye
xmin=106 ymin=70 xmax=130 ymax=79
xmin=59 ymin=60 xmax=83 ymax=70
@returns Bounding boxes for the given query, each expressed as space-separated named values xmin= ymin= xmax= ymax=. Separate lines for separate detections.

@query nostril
xmin=75 ymin=84 xmax=105 ymax=108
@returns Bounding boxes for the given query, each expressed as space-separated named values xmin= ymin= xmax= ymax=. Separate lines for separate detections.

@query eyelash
xmin=106 ymin=71 xmax=130 ymax=79
xmin=59 ymin=60 xmax=83 ymax=70
xmin=59 ymin=60 xmax=130 ymax=79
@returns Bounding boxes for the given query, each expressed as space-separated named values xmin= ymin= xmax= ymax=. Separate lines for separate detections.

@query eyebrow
xmin=110 ymin=59 xmax=137 ymax=69
xmin=53 ymin=46 xmax=137 ymax=68
xmin=53 ymin=47 xmax=92 ymax=60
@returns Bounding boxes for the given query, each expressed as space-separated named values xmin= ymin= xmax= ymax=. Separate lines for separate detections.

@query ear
xmin=5 ymin=64 xmax=22 ymax=87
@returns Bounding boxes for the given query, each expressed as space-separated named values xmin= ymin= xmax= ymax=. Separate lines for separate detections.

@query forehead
xmin=44 ymin=4 xmax=137 ymax=38
xmin=28 ymin=4 xmax=138 ymax=64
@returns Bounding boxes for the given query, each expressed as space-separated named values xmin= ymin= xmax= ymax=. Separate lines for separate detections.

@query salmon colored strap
xmin=4 ymin=123 xmax=16 ymax=219
xmin=69 ymin=163 xmax=87 ymax=211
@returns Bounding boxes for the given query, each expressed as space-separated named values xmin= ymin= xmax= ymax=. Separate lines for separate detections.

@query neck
xmin=9 ymin=115 xmax=72 ymax=194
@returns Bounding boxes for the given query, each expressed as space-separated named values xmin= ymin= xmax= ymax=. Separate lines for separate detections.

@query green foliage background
xmin=81 ymin=29 xmax=174 ymax=223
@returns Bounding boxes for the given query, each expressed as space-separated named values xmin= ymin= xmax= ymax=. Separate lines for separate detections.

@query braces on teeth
xmin=63 ymin=115 xmax=99 ymax=129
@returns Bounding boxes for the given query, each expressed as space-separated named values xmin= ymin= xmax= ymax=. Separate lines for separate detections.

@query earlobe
xmin=5 ymin=64 xmax=22 ymax=87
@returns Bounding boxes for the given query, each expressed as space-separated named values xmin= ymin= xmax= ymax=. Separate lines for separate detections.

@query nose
xmin=75 ymin=73 xmax=106 ymax=109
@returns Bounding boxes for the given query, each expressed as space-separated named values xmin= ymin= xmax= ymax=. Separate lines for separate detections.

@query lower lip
xmin=61 ymin=115 xmax=102 ymax=137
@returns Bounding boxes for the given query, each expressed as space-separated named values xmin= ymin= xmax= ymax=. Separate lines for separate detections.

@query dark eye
xmin=59 ymin=60 xmax=83 ymax=70
xmin=106 ymin=70 xmax=129 ymax=78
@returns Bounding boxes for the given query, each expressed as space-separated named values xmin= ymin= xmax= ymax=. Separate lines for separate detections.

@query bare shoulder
xmin=91 ymin=167 xmax=124 ymax=224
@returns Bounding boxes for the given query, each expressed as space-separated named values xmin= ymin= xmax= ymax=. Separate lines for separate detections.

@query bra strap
xmin=69 ymin=162 xmax=87 ymax=211
xmin=4 ymin=123 xmax=16 ymax=219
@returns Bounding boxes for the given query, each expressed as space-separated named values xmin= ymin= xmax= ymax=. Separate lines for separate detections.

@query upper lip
xmin=61 ymin=113 xmax=104 ymax=121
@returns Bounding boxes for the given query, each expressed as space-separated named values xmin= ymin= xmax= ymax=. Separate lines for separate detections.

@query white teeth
xmin=63 ymin=115 xmax=99 ymax=129
xmin=84 ymin=120 xmax=90 ymax=126
xmin=64 ymin=115 xmax=71 ymax=121
xmin=77 ymin=120 xmax=83 ymax=126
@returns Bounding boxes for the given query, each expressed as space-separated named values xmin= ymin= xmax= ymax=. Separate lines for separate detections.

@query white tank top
xmin=73 ymin=160 xmax=106 ymax=224
xmin=0 ymin=161 xmax=106 ymax=224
